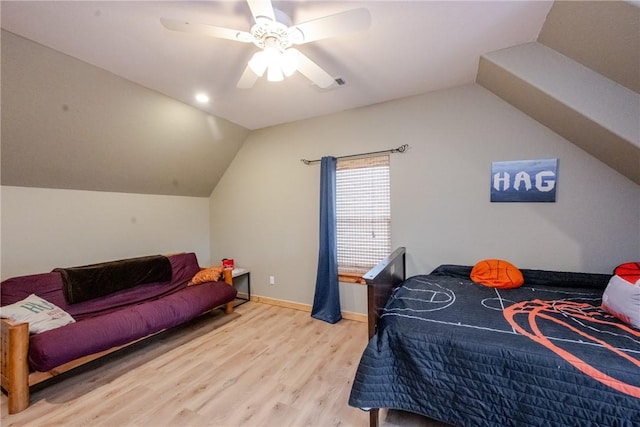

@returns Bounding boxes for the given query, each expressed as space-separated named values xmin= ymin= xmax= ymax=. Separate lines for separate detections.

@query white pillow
xmin=1 ymin=294 xmax=75 ymax=334
xmin=601 ymin=275 xmax=640 ymax=329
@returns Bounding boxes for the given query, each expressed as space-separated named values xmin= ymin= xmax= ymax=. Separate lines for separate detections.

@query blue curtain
xmin=311 ymin=156 xmax=341 ymax=324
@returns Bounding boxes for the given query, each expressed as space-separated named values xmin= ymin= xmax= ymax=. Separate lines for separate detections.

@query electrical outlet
xmin=269 ymin=276 xmax=275 ymax=285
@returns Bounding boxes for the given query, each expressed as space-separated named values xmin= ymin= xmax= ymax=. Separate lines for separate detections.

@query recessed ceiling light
xmin=195 ymin=93 xmax=210 ymax=104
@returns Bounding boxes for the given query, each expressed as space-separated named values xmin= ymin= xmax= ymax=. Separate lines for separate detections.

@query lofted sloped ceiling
xmin=477 ymin=1 xmax=640 ymax=185
xmin=3 ymin=1 xmax=639 ymax=196
xmin=1 ymin=1 xmax=555 ymax=197
xmin=0 ymin=1 xmax=553 ymax=131
xmin=1 ymin=30 xmax=250 ymax=197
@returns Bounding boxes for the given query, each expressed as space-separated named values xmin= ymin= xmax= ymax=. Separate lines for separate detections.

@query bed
xmin=348 ymin=248 xmax=640 ymax=427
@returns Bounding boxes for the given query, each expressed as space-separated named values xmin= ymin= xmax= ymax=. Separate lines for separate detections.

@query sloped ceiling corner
xmin=538 ymin=0 xmax=639 ymax=93
xmin=1 ymin=30 xmax=250 ymax=197
xmin=476 ymin=1 xmax=640 ymax=186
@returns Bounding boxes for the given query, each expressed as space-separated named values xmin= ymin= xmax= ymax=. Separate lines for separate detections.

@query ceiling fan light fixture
xmin=267 ymin=64 xmax=284 ymax=82
xmin=250 ymin=38 xmax=295 ymax=82
xmin=281 ymin=49 xmax=299 ymax=76
xmin=264 ymin=44 xmax=285 ymax=81
xmin=263 ymin=44 xmax=281 ymax=60
xmin=248 ymin=51 xmax=268 ymax=76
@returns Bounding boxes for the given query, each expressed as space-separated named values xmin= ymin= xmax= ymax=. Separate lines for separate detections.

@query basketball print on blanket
xmin=381 ymin=274 xmax=640 ymax=400
xmin=504 ymin=298 xmax=640 ymax=398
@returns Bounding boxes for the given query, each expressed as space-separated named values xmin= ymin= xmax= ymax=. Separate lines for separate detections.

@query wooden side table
xmin=231 ymin=268 xmax=250 ymax=307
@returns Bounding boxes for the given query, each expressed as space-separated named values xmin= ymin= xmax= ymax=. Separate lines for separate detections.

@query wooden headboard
xmin=363 ymin=247 xmax=406 ymax=339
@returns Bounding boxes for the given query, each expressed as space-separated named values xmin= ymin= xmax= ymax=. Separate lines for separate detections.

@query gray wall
xmin=1 ymin=30 xmax=249 ymax=197
xmin=210 ymin=84 xmax=640 ymax=315
xmin=1 ymin=186 xmax=211 ymax=279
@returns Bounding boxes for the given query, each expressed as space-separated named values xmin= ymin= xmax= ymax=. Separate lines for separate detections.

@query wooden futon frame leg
xmin=223 ymin=268 xmax=235 ymax=315
xmin=224 ymin=302 xmax=234 ymax=314
xmin=1 ymin=319 xmax=30 ymax=414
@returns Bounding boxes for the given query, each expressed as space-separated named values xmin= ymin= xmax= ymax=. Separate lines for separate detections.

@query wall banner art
xmin=491 ymin=158 xmax=558 ymax=202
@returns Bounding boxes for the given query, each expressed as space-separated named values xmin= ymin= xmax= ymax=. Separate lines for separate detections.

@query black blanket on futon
xmin=348 ymin=267 xmax=640 ymax=426
xmin=55 ymin=255 xmax=172 ymax=304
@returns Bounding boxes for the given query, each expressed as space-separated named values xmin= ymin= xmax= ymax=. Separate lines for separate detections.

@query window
xmin=336 ymin=155 xmax=391 ymax=281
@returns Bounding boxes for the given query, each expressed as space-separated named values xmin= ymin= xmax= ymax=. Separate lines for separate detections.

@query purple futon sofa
xmin=0 ymin=252 xmax=237 ymax=414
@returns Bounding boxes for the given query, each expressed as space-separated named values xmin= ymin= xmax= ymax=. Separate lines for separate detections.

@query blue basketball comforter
xmin=348 ymin=266 xmax=640 ymax=426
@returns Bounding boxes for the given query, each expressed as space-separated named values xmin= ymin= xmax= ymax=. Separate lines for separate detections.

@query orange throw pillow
xmin=189 ymin=266 xmax=223 ymax=286
xmin=470 ymin=259 xmax=524 ymax=289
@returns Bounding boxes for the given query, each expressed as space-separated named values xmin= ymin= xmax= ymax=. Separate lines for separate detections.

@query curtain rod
xmin=301 ymin=144 xmax=408 ymax=165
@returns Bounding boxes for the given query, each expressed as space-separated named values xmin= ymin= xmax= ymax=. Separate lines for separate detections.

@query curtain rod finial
xmin=301 ymin=159 xmax=311 ymax=165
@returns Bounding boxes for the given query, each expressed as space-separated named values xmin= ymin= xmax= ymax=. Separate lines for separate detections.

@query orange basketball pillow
xmin=470 ymin=259 xmax=524 ymax=289
xmin=614 ymin=262 xmax=640 ymax=284
xmin=189 ymin=266 xmax=223 ymax=286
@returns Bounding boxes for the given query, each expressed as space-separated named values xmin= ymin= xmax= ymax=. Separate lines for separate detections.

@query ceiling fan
xmin=160 ymin=0 xmax=371 ymax=89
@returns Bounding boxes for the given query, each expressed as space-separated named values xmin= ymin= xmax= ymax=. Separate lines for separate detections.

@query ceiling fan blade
xmin=247 ymin=0 xmax=275 ymax=22
xmin=289 ymin=8 xmax=371 ymax=44
xmin=289 ymin=49 xmax=335 ymax=89
xmin=237 ymin=63 xmax=260 ymax=89
xmin=160 ymin=18 xmax=253 ymax=43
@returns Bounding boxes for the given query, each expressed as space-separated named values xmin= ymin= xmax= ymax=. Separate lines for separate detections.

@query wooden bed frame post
xmin=369 ymin=409 xmax=380 ymax=427
xmin=362 ymin=247 xmax=406 ymax=426
xmin=364 ymin=247 xmax=406 ymax=339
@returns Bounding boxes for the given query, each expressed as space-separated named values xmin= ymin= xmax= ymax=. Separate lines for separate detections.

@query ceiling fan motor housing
xmin=250 ymin=10 xmax=303 ymax=51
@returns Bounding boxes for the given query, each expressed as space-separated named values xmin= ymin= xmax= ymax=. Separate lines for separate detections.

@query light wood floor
xmin=1 ymin=301 xmax=452 ymax=426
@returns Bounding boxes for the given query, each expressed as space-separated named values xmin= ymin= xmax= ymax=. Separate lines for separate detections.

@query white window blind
xmin=336 ymin=155 xmax=391 ymax=275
